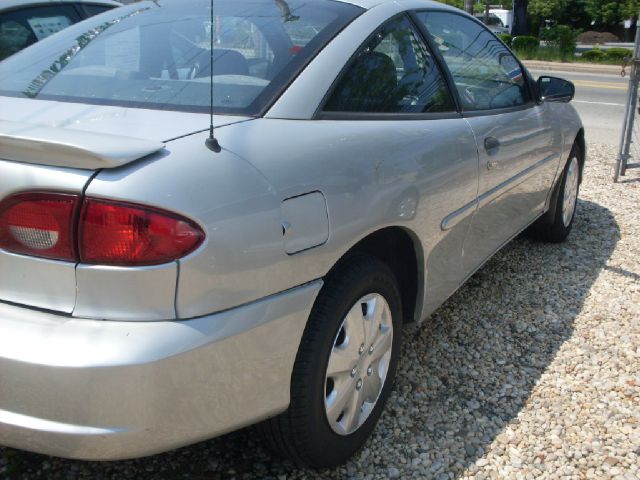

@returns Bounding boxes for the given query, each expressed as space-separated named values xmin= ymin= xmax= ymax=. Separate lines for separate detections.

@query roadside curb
xmin=523 ymin=60 xmax=624 ymax=76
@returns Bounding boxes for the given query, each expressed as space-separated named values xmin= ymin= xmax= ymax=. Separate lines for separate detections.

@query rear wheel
xmin=263 ymin=254 xmax=402 ymax=468
xmin=529 ymin=147 xmax=581 ymax=243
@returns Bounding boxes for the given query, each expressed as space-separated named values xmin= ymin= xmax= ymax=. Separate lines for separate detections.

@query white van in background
xmin=490 ymin=8 xmax=513 ymax=33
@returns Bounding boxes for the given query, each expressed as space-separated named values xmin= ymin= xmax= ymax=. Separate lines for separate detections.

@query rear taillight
xmin=79 ymin=199 xmax=204 ymax=266
xmin=0 ymin=192 xmax=80 ymax=261
xmin=0 ymin=192 xmax=204 ymax=266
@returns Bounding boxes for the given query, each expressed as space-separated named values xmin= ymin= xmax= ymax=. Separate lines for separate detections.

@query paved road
xmin=529 ymin=69 xmax=629 ymax=146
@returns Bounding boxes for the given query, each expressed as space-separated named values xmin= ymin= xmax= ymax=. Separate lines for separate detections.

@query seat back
xmin=195 ymin=49 xmax=250 ymax=77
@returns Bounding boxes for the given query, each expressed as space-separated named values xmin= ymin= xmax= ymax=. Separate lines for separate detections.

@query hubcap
xmin=324 ymin=293 xmax=393 ymax=436
xmin=562 ymin=157 xmax=579 ymax=227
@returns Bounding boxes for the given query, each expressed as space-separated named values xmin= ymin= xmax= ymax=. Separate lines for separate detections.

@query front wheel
xmin=263 ymin=254 xmax=403 ymax=468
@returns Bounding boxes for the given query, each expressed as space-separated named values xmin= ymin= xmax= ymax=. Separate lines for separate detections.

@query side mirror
xmin=537 ymin=76 xmax=575 ymax=103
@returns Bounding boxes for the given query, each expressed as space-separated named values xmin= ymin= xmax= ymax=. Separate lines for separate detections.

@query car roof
xmin=337 ymin=0 xmax=456 ymax=11
xmin=0 ymin=0 xmax=121 ymax=10
xmin=0 ymin=0 xmax=447 ymax=13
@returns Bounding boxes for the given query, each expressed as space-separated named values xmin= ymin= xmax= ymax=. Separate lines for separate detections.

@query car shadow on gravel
xmin=0 ymin=198 xmax=619 ymax=480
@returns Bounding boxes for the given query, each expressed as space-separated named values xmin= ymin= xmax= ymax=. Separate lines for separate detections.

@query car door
xmin=319 ymin=14 xmax=480 ymax=314
xmin=413 ymin=10 xmax=560 ymax=274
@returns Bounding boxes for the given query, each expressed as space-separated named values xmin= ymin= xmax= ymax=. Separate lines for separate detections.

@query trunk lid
xmin=0 ymin=97 xmax=249 ymax=144
xmin=0 ymin=97 xmax=249 ymax=313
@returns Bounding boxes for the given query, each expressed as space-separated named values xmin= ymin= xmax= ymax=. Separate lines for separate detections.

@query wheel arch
xmin=325 ymin=226 xmax=424 ymax=324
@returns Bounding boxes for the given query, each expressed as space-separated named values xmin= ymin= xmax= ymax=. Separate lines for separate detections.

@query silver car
xmin=0 ymin=0 xmax=583 ymax=468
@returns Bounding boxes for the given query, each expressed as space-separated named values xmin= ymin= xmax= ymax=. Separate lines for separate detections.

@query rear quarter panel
xmin=83 ymin=135 xmax=284 ymax=319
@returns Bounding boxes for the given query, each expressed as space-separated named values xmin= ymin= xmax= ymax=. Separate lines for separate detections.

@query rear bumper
xmin=0 ymin=281 xmax=321 ymax=460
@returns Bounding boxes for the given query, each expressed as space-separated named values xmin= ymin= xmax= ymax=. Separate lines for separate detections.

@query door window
xmin=414 ymin=11 xmax=528 ymax=111
xmin=0 ymin=5 xmax=81 ymax=60
xmin=324 ymin=15 xmax=454 ymax=114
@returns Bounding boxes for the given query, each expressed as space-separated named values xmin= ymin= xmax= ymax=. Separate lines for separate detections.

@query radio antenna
xmin=205 ymin=0 xmax=221 ymax=152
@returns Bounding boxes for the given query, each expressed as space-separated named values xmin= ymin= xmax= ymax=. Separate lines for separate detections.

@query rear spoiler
xmin=0 ymin=121 xmax=165 ymax=170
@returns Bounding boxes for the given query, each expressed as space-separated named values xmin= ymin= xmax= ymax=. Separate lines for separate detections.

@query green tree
xmin=529 ymin=0 xmax=591 ymax=32
xmin=623 ymin=0 xmax=640 ymax=17
xmin=529 ymin=0 xmax=569 ymax=19
xmin=584 ymin=0 xmax=640 ymax=26
xmin=438 ymin=0 xmax=464 ymax=9
xmin=438 ymin=0 xmax=511 ymax=13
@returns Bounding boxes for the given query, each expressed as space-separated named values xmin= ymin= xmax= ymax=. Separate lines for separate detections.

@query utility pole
xmin=464 ymin=0 xmax=473 ymax=15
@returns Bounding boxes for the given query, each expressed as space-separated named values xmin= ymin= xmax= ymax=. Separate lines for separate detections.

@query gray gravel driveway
xmin=1 ymin=143 xmax=638 ymax=480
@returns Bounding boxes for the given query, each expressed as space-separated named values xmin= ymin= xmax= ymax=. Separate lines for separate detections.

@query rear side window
xmin=0 ymin=5 xmax=82 ymax=60
xmin=414 ymin=11 xmax=528 ymax=111
xmin=324 ymin=15 xmax=454 ymax=114
xmin=0 ymin=0 xmax=362 ymax=115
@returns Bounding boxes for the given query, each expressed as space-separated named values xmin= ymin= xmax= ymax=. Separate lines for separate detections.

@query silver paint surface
xmin=0 ymin=120 xmax=165 ymax=170
xmin=74 ymin=264 xmax=177 ymax=320
xmin=0 ymin=281 xmax=321 ymax=460
xmin=0 ymin=96 xmax=250 ymax=142
xmin=281 ymin=192 xmax=329 ymax=255
xmin=461 ymin=104 xmax=561 ymax=277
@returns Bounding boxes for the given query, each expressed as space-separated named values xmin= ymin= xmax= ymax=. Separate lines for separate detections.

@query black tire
xmin=262 ymin=253 xmax=403 ymax=468
xmin=529 ymin=145 xmax=581 ymax=243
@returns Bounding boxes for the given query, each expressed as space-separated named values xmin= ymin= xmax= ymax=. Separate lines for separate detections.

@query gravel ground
xmin=1 ymin=143 xmax=638 ymax=480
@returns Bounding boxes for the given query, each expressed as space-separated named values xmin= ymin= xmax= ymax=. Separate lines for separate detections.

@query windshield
xmin=0 ymin=0 xmax=362 ymax=115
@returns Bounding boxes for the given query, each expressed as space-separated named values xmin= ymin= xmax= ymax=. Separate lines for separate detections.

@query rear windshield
xmin=0 ymin=0 xmax=362 ymax=115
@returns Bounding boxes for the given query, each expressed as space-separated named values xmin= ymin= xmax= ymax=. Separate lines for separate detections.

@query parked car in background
xmin=0 ymin=0 xmax=583 ymax=469
xmin=475 ymin=12 xmax=509 ymax=35
xmin=0 ymin=0 xmax=121 ymax=61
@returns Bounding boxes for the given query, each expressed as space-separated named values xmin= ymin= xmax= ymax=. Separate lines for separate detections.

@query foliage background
xmin=439 ymin=0 xmax=640 ymax=32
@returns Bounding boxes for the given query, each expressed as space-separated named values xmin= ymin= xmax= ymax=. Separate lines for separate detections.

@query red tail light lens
xmin=0 ymin=192 xmax=79 ymax=261
xmin=0 ymin=192 xmax=204 ymax=266
xmin=79 ymin=198 xmax=204 ymax=266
